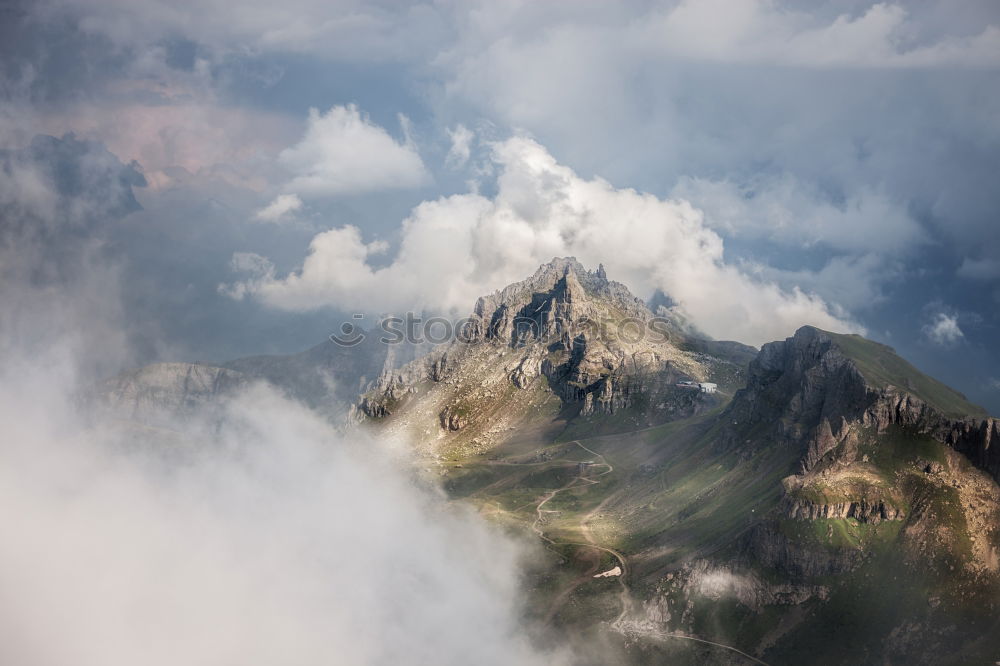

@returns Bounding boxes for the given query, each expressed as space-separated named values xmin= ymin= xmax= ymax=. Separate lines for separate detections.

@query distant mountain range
xmin=93 ymin=258 xmax=1000 ymax=665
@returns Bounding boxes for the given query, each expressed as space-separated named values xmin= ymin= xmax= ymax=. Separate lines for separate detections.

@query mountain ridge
xmin=721 ymin=325 xmax=997 ymax=482
xmin=86 ymin=259 xmax=1000 ymax=664
xmin=355 ymin=262 xmax=1000 ymax=664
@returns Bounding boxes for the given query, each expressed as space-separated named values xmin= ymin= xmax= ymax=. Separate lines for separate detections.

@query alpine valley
xmin=96 ymin=258 xmax=1000 ymax=665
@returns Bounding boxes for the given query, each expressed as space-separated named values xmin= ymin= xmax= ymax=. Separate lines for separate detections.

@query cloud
xmin=37 ymin=0 xmax=451 ymax=63
xmin=227 ymin=136 xmax=859 ymax=346
xmin=923 ymin=311 xmax=965 ymax=346
xmin=255 ymin=193 xmax=303 ymax=222
xmin=278 ymin=105 xmax=430 ymax=196
xmin=0 ymin=133 xmax=149 ymax=378
xmin=755 ymin=253 xmax=900 ymax=312
xmin=640 ymin=1 xmax=1000 ymax=68
xmin=44 ymin=1 xmax=999 ymax=70
xmin=446 ymin=124 xmax=474 ymax=168
xmin=0 ymin=132 xmax=565 ymax=664
xmin=439 ymin=1 xmax=1000 ymax=262
xmin=0 ymin=134 xmax=145 ymax=236
xmin=0 ymin=369 xmax=564 ymax=666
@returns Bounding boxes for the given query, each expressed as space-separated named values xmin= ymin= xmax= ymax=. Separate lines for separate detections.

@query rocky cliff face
xmin=867 ymin=393 xmax=1000 ymax=482
xmin=781 ymin=494 xmax=903 ymax=523
xmin=723 ymin=325 xmax=998 ymax=484
xmin=721 ymin=326 xmax=869 ymax=461
xmin=355 ymin=258 xmax=752 ymax=451
xmin=714 ymin=325 xmax=1000 ymax=579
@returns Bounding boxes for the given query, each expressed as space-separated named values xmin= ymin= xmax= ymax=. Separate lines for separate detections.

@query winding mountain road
xmin=527 ymin=440 xmax=630 ymax=624
xmin=524 ymin=439 xmax=769 ymax=665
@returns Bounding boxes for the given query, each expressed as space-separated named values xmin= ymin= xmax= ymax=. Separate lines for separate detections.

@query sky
xmin=2 ymin=0 xmax=999 ymax=412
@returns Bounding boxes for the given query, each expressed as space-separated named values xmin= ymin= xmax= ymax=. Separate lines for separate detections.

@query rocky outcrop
xmin=783 ymin=496 xmax=903 ymax=523
xmin=359 ymin=395 xmax=393 ymax=419
xmin=467 ymin=259 xmax=679 ymax=415
xmin=439 ymin=405 xmax=467 ymax=431
xmin=949 ymin=418 xmax=1000 ymax=481
xmin=465 ymin=258 xmax=652 ymax=347
xmin=722 ymin=325 xmax=998 ymax=485
xmin=864 ymin=391 xmax=1000 ymax=484
xmin=721 ymin=326 xmax=868 ymax=459
xmin=510 ymin=349 xmax=544 ymax=389
xmin=717 ymin=325 xmax=998 ymax=587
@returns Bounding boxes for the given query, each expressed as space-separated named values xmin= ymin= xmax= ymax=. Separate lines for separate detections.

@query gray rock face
xmin=466 ymin=257 xmax=653 ymax=347
xmin=782 ymin=496 xmax=903 ymax=523
xmin=743 ymin=522 xmax=867 ymax=577
xmin=91 ymin=362 xmax=248 ymax=424
xmin=439 ymin=406 xmax=467 ymax=431
xmin=721 ymin=326 xmax=868 ymax=459
xmin=711 ymin=325 xmax=1000 ymax=582
xmin=357 ymin=258 xmax=747 ymax=435
xmin=723 ymin=325 xmax=999 ymax=484
xmin=865 ymin=393 xmax=1000 ymax=483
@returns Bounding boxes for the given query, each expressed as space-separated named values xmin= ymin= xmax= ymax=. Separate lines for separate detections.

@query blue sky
xmin=2 ymin=0 xmax=999 ymax=412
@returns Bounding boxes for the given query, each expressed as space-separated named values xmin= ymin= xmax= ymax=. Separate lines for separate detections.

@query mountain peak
xmin=472 ymin=258 xmax=651 ymax=337
xmin=791 ymin=325 xmax=987 ymax=419
xmin=357 ymin=259 xmax=752 ymax=447
xmin=727 ymin=324 xmax=998 ymax=483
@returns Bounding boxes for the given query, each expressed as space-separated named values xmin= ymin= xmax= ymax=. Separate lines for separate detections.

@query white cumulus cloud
xmin=923 ymin=312 xmax=965 ymax=346
xmin=227 ymin=136 xmax=859 ymax=346
xmin=278 ymin=104 xmax=429 ymax=196
xmin=446 ymin=124 xmax=475 ymax=168
xmin=254 ymin=193 xmax=303 ymax=222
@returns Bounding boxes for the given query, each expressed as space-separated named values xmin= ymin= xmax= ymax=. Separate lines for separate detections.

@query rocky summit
xmin=354 ymin=257 xmax=754 ymax=454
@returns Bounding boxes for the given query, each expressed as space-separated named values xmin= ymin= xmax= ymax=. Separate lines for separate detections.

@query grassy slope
xmin=436 ymin=327 xmax=999 ymax=662
xmin=444 ymin=404 xmax=803 ymax=654
xmin=444 ymin=397 xmax=1000 ymax=663
xmin=822 ymin=329 xmax=988 ymax=419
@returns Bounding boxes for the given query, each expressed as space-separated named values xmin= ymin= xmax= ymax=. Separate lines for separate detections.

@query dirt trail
xmin=527 ymin=440 xmax=630 ymax=625
xmin=526 ymin=439 xmax=769 ymax=665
